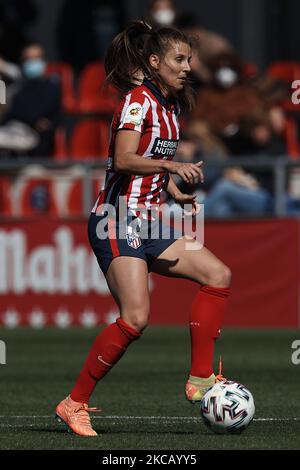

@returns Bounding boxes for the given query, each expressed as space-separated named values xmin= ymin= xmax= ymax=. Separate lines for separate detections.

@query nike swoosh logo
xmin=97 ymin=355 xmax=113 ymax=367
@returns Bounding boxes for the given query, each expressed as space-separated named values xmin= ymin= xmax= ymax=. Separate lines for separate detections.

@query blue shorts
xmin=88 ymin=212 xmax=180 ymax=275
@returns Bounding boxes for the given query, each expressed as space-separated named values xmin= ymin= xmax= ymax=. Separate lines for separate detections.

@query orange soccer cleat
xmin=185 ymin=356 xmax=227 ymax=404
xmin=55 ymin=395 xmax=101 ymax=436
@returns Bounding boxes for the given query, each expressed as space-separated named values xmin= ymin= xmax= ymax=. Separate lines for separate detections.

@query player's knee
xmin=122 ymin=307 xmax=150 ymax=332
xmin=204 ymin=265 xmax=232 ymax=288
xmin=128 ymin=313 xmax=149 ymax=332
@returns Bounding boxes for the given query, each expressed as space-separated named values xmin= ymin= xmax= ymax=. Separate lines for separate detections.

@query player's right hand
xmin=167 ymin=161 xmax=204 ymax=185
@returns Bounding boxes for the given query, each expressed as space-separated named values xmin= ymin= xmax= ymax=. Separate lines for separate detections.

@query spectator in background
xmin=178 ymin=13 xmax=235 ymax=87
xmin=232 ymin=108 xmax=286 ymax=158
xmin=190 ymin=52 xmax=262 ymax=139
xmin=171 ymin=137 xmax=272 ymax=218
xmin=202 ymin=168 xmax=272 ymax=218
xmin=145 ymin=0 xmax=179 ymax=28
xmin=185 ymin=52 xmax=287 ymax=164
xmin=171 ymin=52 xmax=288 ymax=217
xmin=0 ymin=44 xmax=61 ymax=157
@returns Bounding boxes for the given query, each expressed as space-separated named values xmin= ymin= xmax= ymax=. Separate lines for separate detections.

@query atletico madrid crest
xmin=126 ymin=233 xmax=142 ymax=249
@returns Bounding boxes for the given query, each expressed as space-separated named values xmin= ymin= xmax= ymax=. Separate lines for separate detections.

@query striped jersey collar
xmin=143 ymin=79 xmax=177 ymax=111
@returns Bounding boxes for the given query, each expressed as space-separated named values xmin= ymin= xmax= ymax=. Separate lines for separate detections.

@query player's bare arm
xmin=115 ymin=130 xmax=204 ymax=184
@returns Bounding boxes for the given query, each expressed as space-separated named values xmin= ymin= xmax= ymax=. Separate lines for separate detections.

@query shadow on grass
xmin=26 ymin=426 xmax=211 ymax=436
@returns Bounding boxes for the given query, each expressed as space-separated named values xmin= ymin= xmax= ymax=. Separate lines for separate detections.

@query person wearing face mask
xmin=189 ymin=53 xmax=262 ymax=140
xmin=0 ymin=44 xmax=61 ymax=156
xmin=145 ymin=0 xmax=178 ymax=28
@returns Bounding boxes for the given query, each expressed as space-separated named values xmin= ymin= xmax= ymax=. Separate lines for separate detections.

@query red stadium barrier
xmin=0 ymin=218 xmax=299 ymax=328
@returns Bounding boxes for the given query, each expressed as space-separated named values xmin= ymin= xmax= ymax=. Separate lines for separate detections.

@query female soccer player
xmin=55 ymin=22 xmax=231 ymax=437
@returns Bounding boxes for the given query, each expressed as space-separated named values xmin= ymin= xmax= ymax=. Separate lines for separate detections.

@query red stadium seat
xmin=53 ymin=126 xmax=68 ymax=161
xmin=267 ymin=61 xmax=300 ymax=112
xmin=46 ymin=62 xmax=77 ymax=113
xmin=70 ymin=120 xmax=110 ymax=160
xmin=19 ymin=178 xmax=58 ymax=216
xmin=0 ymin=177 xmax=12 ymax=216
xmin=77 ymin=62 xmax=119 ymax=114
xmin=284 ymin=117 xmax=300 ymax=159
xmin=267 ymin=61 xmax=300 ymax=82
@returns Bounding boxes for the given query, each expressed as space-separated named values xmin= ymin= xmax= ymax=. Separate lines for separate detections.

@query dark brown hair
xmin=105 ymin=21 xmax=195 ymax=112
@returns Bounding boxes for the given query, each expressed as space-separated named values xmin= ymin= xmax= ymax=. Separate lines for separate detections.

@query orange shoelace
xmin=215 ymin=356 xmax=227 ymax=382
xmin=72 ymin=404 xmax=101 ymax=427
xmin=74 ymin=404 xmax=102 ymax=414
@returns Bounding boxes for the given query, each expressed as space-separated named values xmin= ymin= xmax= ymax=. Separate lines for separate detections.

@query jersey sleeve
xmin=117 ymin=91 xmax=150 ymax=133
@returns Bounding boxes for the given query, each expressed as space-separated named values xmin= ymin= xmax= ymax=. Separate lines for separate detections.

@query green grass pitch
xmin=0 ymin=327 xmax=300 ymax=450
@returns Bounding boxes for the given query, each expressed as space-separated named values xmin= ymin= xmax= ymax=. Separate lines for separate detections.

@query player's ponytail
xmin=105 ymin=21 xmax=152 ymax=93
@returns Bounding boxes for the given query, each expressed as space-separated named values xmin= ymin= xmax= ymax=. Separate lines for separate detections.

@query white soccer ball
xmin=200 ymin=380 xmax=255 ymax=434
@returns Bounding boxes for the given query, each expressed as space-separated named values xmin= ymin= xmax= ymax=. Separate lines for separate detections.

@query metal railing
xmin=0 ymin=155 xmax=299 ymax=217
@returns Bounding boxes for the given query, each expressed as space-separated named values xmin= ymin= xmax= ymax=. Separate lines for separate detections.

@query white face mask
xmin=215 ymin=67 xmax=238 ymax=88
xmin=152 ymin=9 xmax=176 ymax=26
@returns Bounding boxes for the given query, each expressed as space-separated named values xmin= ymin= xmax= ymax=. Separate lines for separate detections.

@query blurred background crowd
xmin=0 ymin=0 xmax=300 ymax=218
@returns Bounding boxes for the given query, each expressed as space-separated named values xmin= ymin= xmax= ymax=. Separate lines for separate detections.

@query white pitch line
xmin=254 ymin=418 xmax=300 ymax=422
xmin=0 ymin=416 xmax=300 ymax=422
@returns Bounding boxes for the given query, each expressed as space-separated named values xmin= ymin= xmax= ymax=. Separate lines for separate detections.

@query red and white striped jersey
xmin=92 ymin=80 xmax=180 ymax=214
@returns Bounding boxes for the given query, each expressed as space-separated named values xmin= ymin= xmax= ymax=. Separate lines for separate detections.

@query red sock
xmin=189 ymin=285 xmax=230 ymax=378
xmin=70 ymin=318 xmax=141 ymax=403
